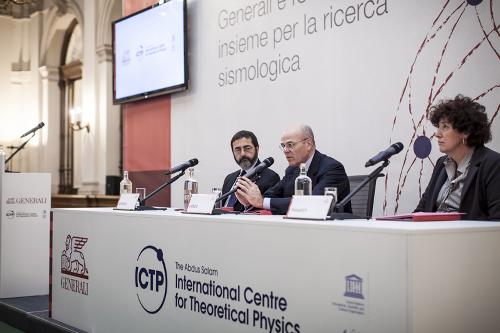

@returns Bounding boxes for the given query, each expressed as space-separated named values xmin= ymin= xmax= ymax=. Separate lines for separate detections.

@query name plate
xmin=286 ymin=195 xmax=333 ymax=220
xmin=115 ymin=193 xmax=140 ymax=211
xmin=187 ymin=194 xmax=217 ymax=214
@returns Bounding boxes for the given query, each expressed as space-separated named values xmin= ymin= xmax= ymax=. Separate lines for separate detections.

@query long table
xmin=51 ymin=208 xmax=500 ymax=333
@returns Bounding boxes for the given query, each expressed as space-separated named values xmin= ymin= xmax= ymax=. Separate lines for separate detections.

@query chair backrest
xmin=347 ymin=174 xmax=383 ymax=218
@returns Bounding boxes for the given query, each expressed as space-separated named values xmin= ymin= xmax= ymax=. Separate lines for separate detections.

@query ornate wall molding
xmin=38 ymin=65 xmax=60 ymax=82
xmin=0 ymin=0 xmax=42 ymax=19
xmin=96 ymin=44 xmax=112 ymax=63
xmin=51 ymin=0 xmax=83 ymax=26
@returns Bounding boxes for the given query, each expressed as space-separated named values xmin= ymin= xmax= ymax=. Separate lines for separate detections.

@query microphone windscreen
xmin=262 ymin=157 xmax=274 ymax=167
xmin=393 ymin=142 xmax=404 ymax=153
xmin=190 ymin=158 xmax=199 ymax=167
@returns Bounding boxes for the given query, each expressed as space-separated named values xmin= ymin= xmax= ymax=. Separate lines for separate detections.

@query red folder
xmin=375 ymin=212 xmax=465 ymax=222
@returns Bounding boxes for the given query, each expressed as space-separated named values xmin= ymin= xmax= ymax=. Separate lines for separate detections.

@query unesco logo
xmin=344 ymin=274 xmax=364 ymax=300
xmin=135 ymin=245 xmax=167 ymax=314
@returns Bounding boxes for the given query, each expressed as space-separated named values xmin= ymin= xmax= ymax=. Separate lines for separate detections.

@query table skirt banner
xmin=0 ymin=172 xmax=50 ymax=297
xmin=51 ymin=208 xmax=500 ymax=333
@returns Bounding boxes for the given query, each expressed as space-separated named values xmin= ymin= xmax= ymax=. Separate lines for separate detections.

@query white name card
xmin=286 ymin=195 xmax=333 ymax=220
xmin=187 ymin=194 xmax=218 ymax=214
xmin=115 ymin=193 xmax=140 ymax=211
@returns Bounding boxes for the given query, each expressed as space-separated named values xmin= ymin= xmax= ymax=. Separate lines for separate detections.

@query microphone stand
xmin=330 ymin=159 xmax=388 ymax=220
xmin=135 ymin=170 xmax=185 ymax=210
xmin=4 ymin=133 xmax=35 ymax=171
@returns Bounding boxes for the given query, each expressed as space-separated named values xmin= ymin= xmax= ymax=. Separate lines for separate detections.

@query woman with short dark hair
xmin=415 ymin=95 xmax=500 ymax=220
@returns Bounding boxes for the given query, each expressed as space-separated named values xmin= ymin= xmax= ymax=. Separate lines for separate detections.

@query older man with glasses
xmin=221 ymin=130 xmax=280 ymax=212
xmin=235 ymin=125 xmax=352 ymax=215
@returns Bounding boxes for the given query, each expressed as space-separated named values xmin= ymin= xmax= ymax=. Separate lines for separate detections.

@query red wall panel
xmin=122 ymin=0 xmax=172 ymax=206
xmin=123 ymin=98 xmax=171 ymax=171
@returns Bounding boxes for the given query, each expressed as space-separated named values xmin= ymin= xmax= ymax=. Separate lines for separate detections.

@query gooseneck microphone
xmin=365 ymin=142 xmax=404 ymax=167
xmin=20 ymin=122 xmax=45 ymax=138
xmin=216 ymin=157 xmax=275 ymax=203
xmin=164 ymin=158 xmax=198 ymax=175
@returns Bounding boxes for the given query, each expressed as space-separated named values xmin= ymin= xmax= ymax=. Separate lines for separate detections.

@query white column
xmin=97 ymin=44 xmax=121 ymax=193
xmin=78 ymin=0 xmax=99 ymax=194
xmin=8 ymin=70 xmax=33 ymax=173
xmin=38 ymin=65 xmax=60 ymax=193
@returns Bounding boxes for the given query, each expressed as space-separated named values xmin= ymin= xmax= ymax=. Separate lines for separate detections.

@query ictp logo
xmin=135 ymin=245 xmax=167 ymax=314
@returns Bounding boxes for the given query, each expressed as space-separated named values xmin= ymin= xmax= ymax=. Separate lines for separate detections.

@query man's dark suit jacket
xmin=221 ymin=161 xmax=280 ymax=212
xmin=415 ymin=145 xmax=500 ymax=221
xmin=264 ymin=150 xmax=352 ymax=215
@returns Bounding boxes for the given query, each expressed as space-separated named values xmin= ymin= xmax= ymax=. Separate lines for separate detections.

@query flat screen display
xmin=112 ymin=0 xmax=188 ymax=104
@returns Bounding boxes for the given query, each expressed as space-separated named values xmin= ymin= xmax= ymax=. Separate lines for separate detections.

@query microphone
xmin=365 ymin=142 xmax=404 ymax=167
xmin=216 ymin=157 xmax=274 ymax=203
xmin=20 ymin=122 xmax=45 ymax=138
xmin=164 ymin=158 xmax=198 ymax=175
xmin=242 ymin=157 xmax=274 ymax=181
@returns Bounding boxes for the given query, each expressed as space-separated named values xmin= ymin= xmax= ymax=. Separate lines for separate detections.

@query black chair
xmin=347 ymin=174 xmax=383 ymax=218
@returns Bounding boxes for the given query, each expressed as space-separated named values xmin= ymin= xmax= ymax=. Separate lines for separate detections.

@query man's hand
xmin=234 ymin=176 xmax=264 ymax=209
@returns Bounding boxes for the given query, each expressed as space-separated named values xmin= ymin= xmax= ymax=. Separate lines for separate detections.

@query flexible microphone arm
xmin=215 ymin=169 xmax=265 ymax=204
xmin=215 ymin=158 xmax=274 ymax=204
xmin=216 ymin=187 xmax=237 ymax=203
xmin=4 ymin=132 xmax=35 ymax=168
xmin=335 ymin=160 xmax=388 ymax=213
xmin=136 ymin=171 xmax=185 ymax=210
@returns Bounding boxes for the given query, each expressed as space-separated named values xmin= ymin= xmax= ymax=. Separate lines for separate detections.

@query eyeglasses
xmin=233 ymin=145 xmax=255 ymax=154
xmin=279 ymin=138 xmax=309 ymax=152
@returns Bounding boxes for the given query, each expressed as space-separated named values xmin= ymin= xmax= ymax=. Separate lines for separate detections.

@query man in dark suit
xmin=236 ymin=125 xmax=351 ymax=215
xmin=221 ymin=130 xmax=280 ymax=212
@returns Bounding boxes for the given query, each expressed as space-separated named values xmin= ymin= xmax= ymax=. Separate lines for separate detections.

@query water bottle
xmin=0 ymin=145 xmax=5 ymax=174
xmin=294 ymin=163 xmax=312 ymax=195
xmin=120 ymin=171 xmax=133 ymax=195
xmin=184 ymin=167 xmax=198 ymax=210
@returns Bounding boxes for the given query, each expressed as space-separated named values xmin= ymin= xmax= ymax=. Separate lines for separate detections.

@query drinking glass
xmin=136 ymin=187 xmax=146 ymax=202
xmin=212 ymin=187 xmax=222 ymax=209
xmin=324 ymin=187 xmax=337 ymax=215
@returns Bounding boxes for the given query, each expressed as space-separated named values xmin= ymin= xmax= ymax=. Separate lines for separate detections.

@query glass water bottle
xmin=184 ymin=167 xmax=198 ymax=210
xmin=294 ymin=163 xmax=312 ymax=195
xmin=120 ymin=171 xmax=133 ymax=195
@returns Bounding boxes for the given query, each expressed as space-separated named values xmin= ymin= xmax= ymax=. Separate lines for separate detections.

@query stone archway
xmin=94 ymin=0 xmax=123 ymax=193
xmin=39 ymin=3 xmax=83 ymax=193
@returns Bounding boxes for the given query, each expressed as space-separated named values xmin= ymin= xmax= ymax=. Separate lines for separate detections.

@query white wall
xmin=0 ymin=17 xmax=16 ymax=143
xmin=171 ymin=0 xmax=500 ymax=215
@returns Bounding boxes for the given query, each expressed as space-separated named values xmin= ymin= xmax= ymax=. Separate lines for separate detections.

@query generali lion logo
xmin=61 ymin=235 xmax=89 ymax=279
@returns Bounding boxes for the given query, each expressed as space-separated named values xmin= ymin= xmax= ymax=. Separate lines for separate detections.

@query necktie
xmin=226 ymin=193 xmax=238 ymax=207
xmin=226 ymin=170 xmax=246 ymax=207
